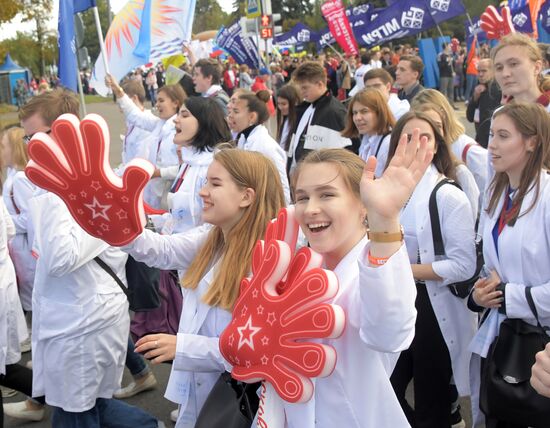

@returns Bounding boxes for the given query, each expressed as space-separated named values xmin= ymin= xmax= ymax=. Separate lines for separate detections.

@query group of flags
xmin=59 ymin=0 xmax=550 ymax=95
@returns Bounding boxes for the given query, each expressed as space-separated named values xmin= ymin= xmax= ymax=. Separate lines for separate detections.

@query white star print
xmin=84 ymin=197 xmax=112 ymax=221
xmin=257 ymin=305 xmax=264 ymax=315
xmin=261 ymin=336 xmax=269 ymax=346
xmin=228 ymin=334 xmax=235 ymax=347
xmin=241 ymin=304 xmax=248 ymax=317
xmin=69 ymin=193 xmax=77 ymax=201
xmin=116 ymin=209 xmax=128 ymax=220
xmin=260 ymin=355 xmax=269 ymax=365
xmin=105 ymin=192 xmax=113 ymax=199
xmin=91 ymin=181 xmax=101 ymax=191
xmin=237 ymin=316 xmax=262 ymax=351
xmin=252 ymin=289 xmax=259 ymax=298
xmin=121 ymin=196 xmax=129 ymax=203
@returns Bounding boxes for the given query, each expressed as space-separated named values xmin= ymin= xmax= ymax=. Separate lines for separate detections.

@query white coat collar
xmin=180 ymin=146 xmax=213 ymax=167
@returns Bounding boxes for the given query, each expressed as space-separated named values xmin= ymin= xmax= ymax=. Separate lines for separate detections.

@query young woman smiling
xmin=123 ymin=149 xmax=285 ymax=428
xmin=281 ymin=127 xmax=434 ymax=427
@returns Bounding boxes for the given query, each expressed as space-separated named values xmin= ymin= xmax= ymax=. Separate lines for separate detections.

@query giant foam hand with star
xmin=25 ymin=114 xmax=154 ymax=246
xmin=480 ymin=5 xmax=515 ymax=39
xmin=219 ymin=208 xmax=345 ymax=404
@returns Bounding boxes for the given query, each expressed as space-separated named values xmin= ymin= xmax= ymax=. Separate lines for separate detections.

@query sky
xmin=0 ymin=0 xmax=235 ymax=41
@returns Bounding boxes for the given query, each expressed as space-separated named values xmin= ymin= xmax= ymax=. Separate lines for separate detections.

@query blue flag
xmin=352 ymin=0 xmax=437 ymax=47
xmin=58 ymin=0 xmax=96 ymax=92
xmin=133 ymin=0 xmax=152 ymax=61
xmin=424 ymin=0 xmax=466 ymax=24
xmin=509 ymin=0 xmax=534 ymax=33
xmin=216 ymin=21 xmax=260 ymax=69
xmin=540 ymin=1 xmax=550 ymax=34
xmin=274 ymin=23 xmax=315 ymax=47
xmin=464 ymin=16 xmax=487 ymax=45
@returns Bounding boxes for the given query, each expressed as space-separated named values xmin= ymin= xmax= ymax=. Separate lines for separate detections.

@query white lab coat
xmin=451 ymin=134 xmax=488 ymax=199
xmin=124 ymin=225 xmax=230 ymax=428
xmin=118 ymin=94 xmax=178 ymax=209
xmin=282 ymin=235 xmax=417 ymax=428
xmin=121 ymin=109 xmax=157 ymax=165
xmin=0 ymin=199 xmax=27 ymax=375
xmin=237 ymin=124 xmax=291 ymax=203
xmin=152 ymin=147 xmax=212 ymax=235
xmin=469 ymin=171 xmax=550 ymax=425
xmin=456 ymin=164 xmax=480 ymax=222
xmin=387 ymin=93 xmax=410 ymax=120
xmin=402 ymin=165 xmax=477 ymax=396
xmin=29 ymin=193 xmax=129 ymax=412
xmin=3 ymin=168 xmax=37 ymax=311
xmin=358 ymin=133 xmax=391 ymax=177
xmin=349 ymin=64 xmax=372 ymax=97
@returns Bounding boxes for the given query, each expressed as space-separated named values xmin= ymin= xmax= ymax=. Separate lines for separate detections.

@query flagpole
xmin=76 ymin=69 xmax=88 ymax=116
xmin=465 ymin=12 xmax=481 ymax=52
xmin=436 ymin=23 xmax=444 ymax=38
xmin=92 ymin=6 xmax=111 ymax=76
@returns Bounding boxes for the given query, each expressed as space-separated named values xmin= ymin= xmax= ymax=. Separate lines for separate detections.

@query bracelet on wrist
xmin=367 ymin=225 xmax=404 ymax=243
xmin=368 ymin=251 xmax=389 ymax=266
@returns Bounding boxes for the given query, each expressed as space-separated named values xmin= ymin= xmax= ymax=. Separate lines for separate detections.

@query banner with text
xmin=216 ymin=21 xmax=260 ymax=68
xmin=352 ymin=0 xmax=437 ymax=47
xmin=321 ymin=0 xmax=359 ymax=55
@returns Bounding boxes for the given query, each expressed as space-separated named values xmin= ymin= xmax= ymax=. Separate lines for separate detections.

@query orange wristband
xmin=368 ymin=251 xmax=389 ymax=266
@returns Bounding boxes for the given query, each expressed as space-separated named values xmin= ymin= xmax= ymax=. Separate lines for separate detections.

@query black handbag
xmin=94 ymin=255 xmax=161 ymax=312
xmin=480 ymin=287 xmax=550 ymax=427
xmin=429 ymin=178 xmax=484 ymax=298
xmin=194 ymin=372 xmax=260 ymax=428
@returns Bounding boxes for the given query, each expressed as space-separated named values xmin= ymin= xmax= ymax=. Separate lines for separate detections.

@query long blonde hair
xmin=411 ymin=89 xmax=465 ymax=142
xmin=1 ymin=127 xmax=28 ymax=170
xmin=181 ymin=148 xmax=285 ymax=310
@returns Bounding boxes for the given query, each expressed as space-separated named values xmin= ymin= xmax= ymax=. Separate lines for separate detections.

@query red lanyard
xmin=171 ymin=164 xmax=190 ymax=193
xmin=497 ymin=196 xmax=518 ymax=236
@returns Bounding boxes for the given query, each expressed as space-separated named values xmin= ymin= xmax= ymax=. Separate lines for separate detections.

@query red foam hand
xmin=480 ymin=5 xmax=515 ymax=39
xmin=252 ymin=206 xmax=299 ymax=295
xmin=25 ymin=114 xmax=154 ymax=246
xmin=220 ymin=239 xmax=345 ymax=403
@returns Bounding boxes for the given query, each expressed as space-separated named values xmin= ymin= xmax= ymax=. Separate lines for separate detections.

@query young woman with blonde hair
xmin=412 ymin=88 xmax=487 ymax=197
xmin=124 ymin=148 xmax=285 ymax=428
xmin=279 ymin=127 xmax=434 ymax=426
xmin=1 ymin=127 xmax=36 ymax=313
xmin=341 ymin=88 xmax=395 ymax=177
xmin=491 ymin=33 xmax=550 ymax=109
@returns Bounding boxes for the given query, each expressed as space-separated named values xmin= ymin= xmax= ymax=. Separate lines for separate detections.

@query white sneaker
xmin=0 ymin=386 xmax=17 ymax=398
xmin=170 ymin=409 xmax=178 ymax=422
xmin=3 ymin=400 xmax=45 ymax=421
xmin=114 ymin=372 xmax=157 ymax=399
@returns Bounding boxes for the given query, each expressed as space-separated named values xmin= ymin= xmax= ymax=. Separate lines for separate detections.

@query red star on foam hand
xmin=25 ymin=114 xmax=154 ymax=246
xmin=219 ymin=207 xmax=346 ymax=404
xmin=237 ymin=316 xmax=262 ymax=351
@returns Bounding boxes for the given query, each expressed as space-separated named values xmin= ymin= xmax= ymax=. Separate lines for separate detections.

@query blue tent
xmin=0 ymin=53 xmax=31 ymax=105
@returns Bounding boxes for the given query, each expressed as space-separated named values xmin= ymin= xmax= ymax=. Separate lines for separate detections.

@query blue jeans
xmin=465 ymin=74 xmax=478 ymax=101
xmin=126 ymin=335 xmax=150 ymax=378
xmin=52 ymin=398 xmax=159 ymax=428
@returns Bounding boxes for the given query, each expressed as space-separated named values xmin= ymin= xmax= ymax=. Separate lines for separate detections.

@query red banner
xmin=321 ymin=0 xmax=358 ymax=55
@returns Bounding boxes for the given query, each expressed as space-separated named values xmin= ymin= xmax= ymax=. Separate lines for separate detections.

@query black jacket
xmin=466 ymin=80 xmax=501 ymax=148
xmin=397 ymin=82 xmax=424 ymax=103
xmin=291 ymin=91 xmax=359 ymax=166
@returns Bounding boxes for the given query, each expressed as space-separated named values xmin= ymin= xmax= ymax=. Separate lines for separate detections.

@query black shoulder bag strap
xmin=429 ymin=178 xmax=462 ymax=257
xmin=374 ymin=132 xmax=391 ymax=158
xmin=94 ymin=256 xmax=129 ymax=298
xmin=525 ymin=287 xmax=549 ymax=333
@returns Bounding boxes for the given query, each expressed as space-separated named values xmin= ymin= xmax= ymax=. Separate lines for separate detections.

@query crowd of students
xmin=1 ymin=31 xmax=550 ymax=428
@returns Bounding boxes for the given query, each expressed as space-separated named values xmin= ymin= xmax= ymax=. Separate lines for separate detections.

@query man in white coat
xmin=17 ymin=89 xmax=164 ymax=428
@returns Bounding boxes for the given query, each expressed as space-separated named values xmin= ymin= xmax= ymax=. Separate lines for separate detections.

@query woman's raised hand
xmin=361 ymin=128 xmax=433 ymax=230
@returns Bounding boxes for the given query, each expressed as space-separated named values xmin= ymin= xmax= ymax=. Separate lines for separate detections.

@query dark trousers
xmin=0 ymin=363 xmax=45 ymax=425
xmin=390 ymin=282 xmax=453 ymax=428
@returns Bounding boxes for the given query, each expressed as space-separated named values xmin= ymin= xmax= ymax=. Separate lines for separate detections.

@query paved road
xmin=3 ymin=100 xmax=478 ymax=428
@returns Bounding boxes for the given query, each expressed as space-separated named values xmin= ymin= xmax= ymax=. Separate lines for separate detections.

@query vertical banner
xmin=321 ymin=0 xmax=359 ymax=55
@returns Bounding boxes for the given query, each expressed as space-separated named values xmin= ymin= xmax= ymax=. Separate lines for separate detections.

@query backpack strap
xmin=429 ymin=178 xmax=462 ymax=257
xmin=94 ymin=256 xmax=129 ymax=298
xmin=374 ymin=132 xmax=391 ymax=158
